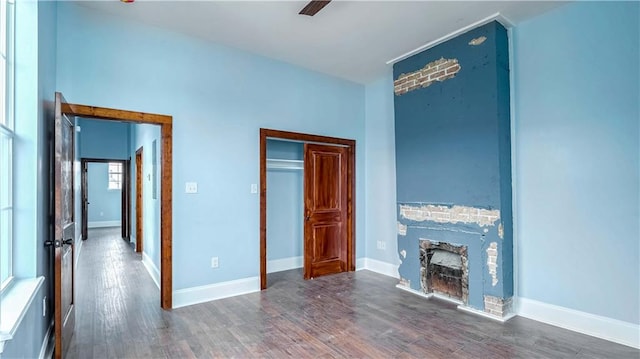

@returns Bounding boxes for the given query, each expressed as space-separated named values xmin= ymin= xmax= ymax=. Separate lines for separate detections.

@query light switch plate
xmin=185 ymin=182 xmax=198 ymax=194
xmin=250 ymin=183 xmax=258 ymax=194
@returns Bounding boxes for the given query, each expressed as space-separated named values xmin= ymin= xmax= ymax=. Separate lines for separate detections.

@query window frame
xmin=0 ymin=0 xmax=15 ymax=294
xmin=107 ymin=162 xmax=123 ymax=190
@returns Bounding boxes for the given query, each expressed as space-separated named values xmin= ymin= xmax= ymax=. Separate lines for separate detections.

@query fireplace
xmin=420 ymin=240 xmax=468 ymax=304
xmin=393 ymin=21 xmax=514 ymax=319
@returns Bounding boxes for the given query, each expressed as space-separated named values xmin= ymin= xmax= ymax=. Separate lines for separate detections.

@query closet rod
xmin=266 ymin=158 xmax=303 ymax=170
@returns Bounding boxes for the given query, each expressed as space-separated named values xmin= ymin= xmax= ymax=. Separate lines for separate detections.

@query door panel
xmin=304 ymin=144 xmax=348 ymax=279
xmin=311 ymin=153 xmax=341 ymax=210
xmin=54 ymin=92 xmax=76 ymax=359
xmin=312 ymin=224 xmax=341 ymax=261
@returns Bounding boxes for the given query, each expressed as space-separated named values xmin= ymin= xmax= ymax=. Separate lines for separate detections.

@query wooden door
xmin=303 ymin=144 xmax=348 ymax=279
xmin=53 ymin=92 xmax=76 ymax=359
xmin=135 ymin=148 xmax=143 ymax=253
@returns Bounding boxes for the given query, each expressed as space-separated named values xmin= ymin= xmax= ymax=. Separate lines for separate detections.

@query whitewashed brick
xmin=399 ymin=204 xmax=500 ymax=227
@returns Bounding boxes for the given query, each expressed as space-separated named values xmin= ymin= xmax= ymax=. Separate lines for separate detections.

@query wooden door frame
xmin=80 ymin=158 xmax=130 ymax=241
xmin=259 ymin=128 xmax=355 ymax=290
xmin=61 ymin=101 xmax=173 ymax=309
xmin=135 ymin=148 xmax=143 ymax=253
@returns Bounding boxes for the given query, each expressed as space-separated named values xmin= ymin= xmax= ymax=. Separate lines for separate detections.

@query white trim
xmin=141 ymin=252 xmax=160 ymax=290
xmin=0 ymin=277 xmax=44 ymax=353
xmin=38 ymin=320 xmax=54 ymax=359
xmin=172 ymin=276 xmax=260 ymax=309
xmin=433 ymin=292 xmax=462 ymax=306
xmin=516 ymin=297 xmax=640 ymax=349
xmin=356 ymin=258 xmax=400 ymax=279
xmin=87 ymin=220 xmax=121 ymax=228
xmin=395 ymin=284 xmax=469 ymax=306
xmin=267 ymin=256 xmax=302 ymax=273
xmin=395 ymin=284 xmax=433 ymax=300
xmin=395 ymin=285 xmax=516 ymax=323
xmin=458 ymin=305 xmax=516 ymax=323
xmin=386 ymin=12 xmax=515 ymax=65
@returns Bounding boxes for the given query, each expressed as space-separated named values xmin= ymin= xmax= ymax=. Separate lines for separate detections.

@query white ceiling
xmin=77 ymin=1 xmax=566 ymax=84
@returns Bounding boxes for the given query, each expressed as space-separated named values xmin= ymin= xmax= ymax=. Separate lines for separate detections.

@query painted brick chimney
xmin=393 ymin=21 xmax=514 ymax=319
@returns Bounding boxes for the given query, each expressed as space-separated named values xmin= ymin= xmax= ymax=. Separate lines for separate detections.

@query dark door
xmin=80 ymin=160 xmax=88 ymax=240
xmin=303 ymin=144 xmax=348 ymax=279
xmin=53 ymin=92 xmax=76 ymax=359
xmin=135 ymin=148 xmax=143 ymax=253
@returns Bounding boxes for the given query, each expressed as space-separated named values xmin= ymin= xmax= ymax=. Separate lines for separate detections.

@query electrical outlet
xmin=42 ymin=297 xmax=47 ymax=317
xmin=377 ymin=241 xmax=386 ymax=250
xmin=185 ymin=182 xmax=198 ymax=194
xmin=211 ymin=256 xmax=219 ymax=268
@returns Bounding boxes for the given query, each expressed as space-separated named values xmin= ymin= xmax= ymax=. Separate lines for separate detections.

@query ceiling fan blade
xmin=299 ymin=0 xmax=331 ymax=16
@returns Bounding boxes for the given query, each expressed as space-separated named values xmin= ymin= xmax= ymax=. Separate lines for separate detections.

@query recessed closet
xmin=266 ymin=139 xmax=304 ymax=273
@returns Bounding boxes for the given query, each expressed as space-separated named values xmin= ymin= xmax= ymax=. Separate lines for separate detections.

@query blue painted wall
xmin=78 ymin=118 xmax=130 ymax=160
xmin=266 ymin=140 xmax=303 ymax=262
xmin=129 ymin=124 xmax=162 ymax=274
xmin=0 ymin=285 xmax=47 ymax=358
xmin=55 ymin=2 xmax=365 ymax=291
xmin=393 ymin=21 xmax=513 ymax=308
xmin=78 ymin=119 xmax=129 ymax=232
xmin=87 ymin=162 xmax=121 ymax=223
xmin=513 ymin=1 xmax=639 ymax=324
xmin=267 ymin=139 xmax=303 ymax=161
xmin=2 ymin=1 xmax=57 ymax=357
xmin=6 ymin=1 xmax=638 ymax=357
xmin=364 ymin=70 xmax=398 ymax=265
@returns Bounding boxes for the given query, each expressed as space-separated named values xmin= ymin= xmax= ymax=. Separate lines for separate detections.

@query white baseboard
xmin=173 ymin=276 xmax=260 ymax=309
xmin=141 ymin=252 xmax=160 ymax=290
xmin=458 ymin=304 xmax=516 ymax=323
xmin=396 ymin=284 xmax=516 ymax=323
xmin=356 ymin=257 xmax=400 ymax=279
xmin=516 ymin=297 xmax=640 ymax=349
xmin=38 ymin=320 xmax=54 ymax=359
xmin=395 ymin=284 xmax=433 ymax=299
xmin=267 ymin=256 xmax=302 ymax=273
xmin=88 ymin=221 xmax=121 ymax=228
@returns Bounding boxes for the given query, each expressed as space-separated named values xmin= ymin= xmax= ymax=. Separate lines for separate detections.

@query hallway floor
xmin=66 ymin=227 xmax=638 ymax=358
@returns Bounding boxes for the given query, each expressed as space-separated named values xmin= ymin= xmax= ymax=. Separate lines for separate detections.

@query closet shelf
xmin=267 ymin=158 xmax=303 ymax=170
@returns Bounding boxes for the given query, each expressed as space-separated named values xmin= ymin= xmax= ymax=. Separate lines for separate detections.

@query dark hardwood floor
xmin=67 ymin=227 xmax=639 ymax=358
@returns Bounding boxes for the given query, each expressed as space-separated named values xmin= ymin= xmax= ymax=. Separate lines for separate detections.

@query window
xmin=108 ymin=162 xmax=123 ymax=190
xmin=0 ymin=0 xmax=15 ymax=291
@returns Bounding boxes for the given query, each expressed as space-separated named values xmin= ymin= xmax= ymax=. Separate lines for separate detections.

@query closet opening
xmin=265 ymin=140 xmax=304 ymax=277
xmin=259 ymin=129 xmax=356 ymax=290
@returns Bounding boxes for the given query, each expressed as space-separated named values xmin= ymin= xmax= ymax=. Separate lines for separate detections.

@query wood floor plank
xmin=67 ymin=227 xmax=640 ymax=358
